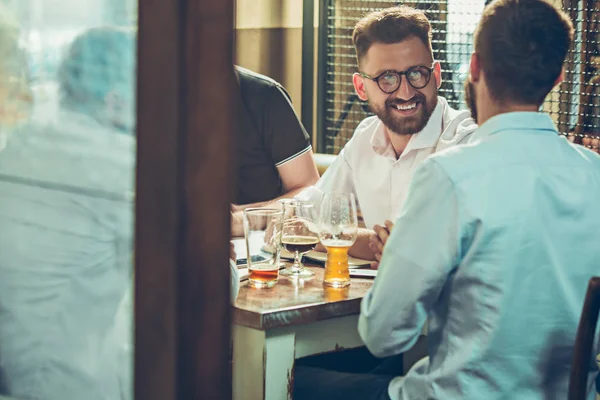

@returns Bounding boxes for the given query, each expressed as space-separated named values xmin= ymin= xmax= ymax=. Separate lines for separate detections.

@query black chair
xmin=569 ymin=277 xmax=600 ymax=400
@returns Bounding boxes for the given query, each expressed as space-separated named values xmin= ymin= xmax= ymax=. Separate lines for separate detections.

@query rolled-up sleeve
xmin=358 ymin=159 xmax=463 ymax=357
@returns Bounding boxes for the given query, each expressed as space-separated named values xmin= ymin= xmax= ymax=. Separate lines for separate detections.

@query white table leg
xmin=294 ymin=315 xmax=363 ymax=358
xmin=233 ymin=324 xmax=296 ymax=400
xmin=233 ymin=316 xmax=368 ymax=400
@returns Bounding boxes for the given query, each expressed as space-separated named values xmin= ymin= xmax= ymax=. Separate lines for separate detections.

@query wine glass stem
xmin=291 ymin=251 xmax=303 ymax=272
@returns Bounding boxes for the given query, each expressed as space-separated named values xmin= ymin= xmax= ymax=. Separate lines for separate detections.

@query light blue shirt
xmin=359 ymin=112 xmax=600 ymax=400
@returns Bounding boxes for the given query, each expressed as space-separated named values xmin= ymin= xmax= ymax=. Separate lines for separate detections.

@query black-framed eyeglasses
xmin=359 ymin=65 xmax=434 ymax=94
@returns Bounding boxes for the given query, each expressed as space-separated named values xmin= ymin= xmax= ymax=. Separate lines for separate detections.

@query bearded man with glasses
xmin=298 ymin=6 xmax=477 ymax=263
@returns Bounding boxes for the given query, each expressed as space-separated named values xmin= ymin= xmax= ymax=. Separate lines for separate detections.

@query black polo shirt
xmin=234 ymin=66 xmax=311 ymax=205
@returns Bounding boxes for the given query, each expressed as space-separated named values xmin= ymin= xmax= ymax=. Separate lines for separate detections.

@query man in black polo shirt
xmin=231 ymin=66 xmax=319 ymax=236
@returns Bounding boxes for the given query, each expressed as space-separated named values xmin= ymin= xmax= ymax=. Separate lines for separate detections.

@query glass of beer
xmin=243 ymin=208 xmax=283 ymax=288
xmin=319 ymin=193 xmax=358 ymax=288
xmin=279 ymin=200 xmax=319 ymax=278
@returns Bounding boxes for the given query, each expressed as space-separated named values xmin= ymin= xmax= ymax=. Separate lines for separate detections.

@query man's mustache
xmin=385 ymin=95 xmax=425 ymax=107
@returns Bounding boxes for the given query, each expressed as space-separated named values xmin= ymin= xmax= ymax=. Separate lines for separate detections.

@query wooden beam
xmin=135 ymin=0 xmax=236 ymax=398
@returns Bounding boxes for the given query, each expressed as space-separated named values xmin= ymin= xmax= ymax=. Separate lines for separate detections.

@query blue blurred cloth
xmin=0 ymin=107 xmax=135 ymax=400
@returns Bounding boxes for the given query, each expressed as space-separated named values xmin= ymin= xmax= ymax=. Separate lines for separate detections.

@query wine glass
xmin=279 ymin=200 xmax=319 ymax=278
xmin=319 ymin=193 xmax=358 ymax=287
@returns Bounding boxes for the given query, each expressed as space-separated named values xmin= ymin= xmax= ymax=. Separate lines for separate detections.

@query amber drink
xmin=321 ymin=239 xmax=353 ymax=287
xmin=248 ymin=263 xmax=279 ymax=285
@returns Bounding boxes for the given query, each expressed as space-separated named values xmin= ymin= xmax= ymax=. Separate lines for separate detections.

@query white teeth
xmin=395 ymin=103 xmax=417 ymax=111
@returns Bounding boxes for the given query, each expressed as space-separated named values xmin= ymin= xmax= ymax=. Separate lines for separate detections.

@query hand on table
xmin=368 ymin=220 xmax=394 ymax=269
xmin=230 ymin=207 xmax=244 ymax=237
xmin=230 ymin=241 xmax=237 ymax=262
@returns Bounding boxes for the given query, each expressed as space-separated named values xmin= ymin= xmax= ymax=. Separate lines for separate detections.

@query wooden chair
xmin=569 ymin=277 xmax=600 ymax=399
xmin=314 ymin=153 xmax=337 ymax=176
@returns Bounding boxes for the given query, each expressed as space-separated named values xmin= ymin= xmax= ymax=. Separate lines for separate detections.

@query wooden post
xmin=135 ymin=0 xmax=236 ymax=399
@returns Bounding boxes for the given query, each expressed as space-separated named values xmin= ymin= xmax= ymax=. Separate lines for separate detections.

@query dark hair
xmin=352 ymin=6 xmax=432 ymax=67
xmin=474 ymin=0 xmax=574 ymax=105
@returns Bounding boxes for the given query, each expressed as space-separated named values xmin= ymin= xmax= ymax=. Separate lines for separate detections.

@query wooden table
xmin=232 ymin=265 xmax=374 ymax=400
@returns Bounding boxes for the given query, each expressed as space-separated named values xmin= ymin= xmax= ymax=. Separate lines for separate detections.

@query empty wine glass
xmin=279 ymin=200 xmax=319 ymax=278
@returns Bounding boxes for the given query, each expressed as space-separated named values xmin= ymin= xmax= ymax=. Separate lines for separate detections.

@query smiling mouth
xmin=389 ymin=100 xmax=421 ymax=114
xmin=394 ymin=102 xmax=417 ymax=111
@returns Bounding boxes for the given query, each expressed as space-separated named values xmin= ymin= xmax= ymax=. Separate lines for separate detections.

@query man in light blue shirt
xmin=295 ymin=0 xmax=600 ymax=399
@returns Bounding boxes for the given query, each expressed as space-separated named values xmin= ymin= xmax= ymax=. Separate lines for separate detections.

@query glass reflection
xmin=0 ymin=2 xmax=136 ymax=400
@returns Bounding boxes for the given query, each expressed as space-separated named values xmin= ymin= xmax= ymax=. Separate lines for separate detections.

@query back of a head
xmin=474 ymin=0 xmax=574 ymax=106
xmin=352 ymin=6 xmax=433 ymax=67
xmin=58 ymin=27 xmax=136 ymax=131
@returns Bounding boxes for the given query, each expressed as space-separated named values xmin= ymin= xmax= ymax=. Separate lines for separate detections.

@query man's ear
xmin=469 ymin=52 xmax=481 ymax=83
xmin=433 ymin=61 xmax=442 ymax=89
xmin=353 ymin=72 xmax=369 ymax=101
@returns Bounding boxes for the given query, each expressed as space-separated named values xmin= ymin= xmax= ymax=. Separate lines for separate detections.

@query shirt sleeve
xmin=358 ymin=159 xmax=464 ymax=358
xmin=263 ymin=84 xmax=312 ymax=167
xmin=295 ymin=148 xmax=357 ymax=206
xmin=436 ymin=115 xmax=478 ymax=152
xmin=230 ymin=259 xmax=240 ymax=303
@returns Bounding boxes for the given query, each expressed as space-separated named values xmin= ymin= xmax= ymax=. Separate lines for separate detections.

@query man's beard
xmin=464 ymin=78 xmax=478 ymax=124
xmin=369 ymin=92 xmax=437 ymax=136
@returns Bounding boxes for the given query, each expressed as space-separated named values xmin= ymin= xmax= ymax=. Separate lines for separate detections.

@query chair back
xmin=569 ymin=277 xmax=600 ymax=399
xmin=314 ymin=153 xmax=336 ymax=176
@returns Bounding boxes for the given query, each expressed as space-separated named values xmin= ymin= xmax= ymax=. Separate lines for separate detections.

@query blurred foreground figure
xmin=0 ymin=26 xmax=136 ymax=400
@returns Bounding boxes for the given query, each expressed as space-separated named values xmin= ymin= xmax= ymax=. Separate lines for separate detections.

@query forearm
xmin=232 ymin=186 xmax=309 ymax=212
xmin=315 ymin=228 xmax=376 ymax=261
xmin=231 ymin=149 xmax=319 ymax=213
xmin=231 ymin=186 xmax=311 ymax=237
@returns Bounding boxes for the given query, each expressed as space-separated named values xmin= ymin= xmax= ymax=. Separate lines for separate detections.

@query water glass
xmin=243 ymin=208 xmax=283 ymax=288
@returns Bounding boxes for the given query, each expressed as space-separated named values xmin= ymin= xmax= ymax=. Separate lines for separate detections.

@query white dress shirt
xmin=299 ymin=97 xmax=476 ymax=228
xmin=359 ymin=112 xmax=600 ymax=400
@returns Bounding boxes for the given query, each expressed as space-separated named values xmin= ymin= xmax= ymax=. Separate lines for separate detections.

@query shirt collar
xmin=369 ymin=120 xmax=395 ymax=158
xmin=370 ymin=97 xmax=446 ymax=158
xmin=470 ymin=111 xmax=558 ymax=142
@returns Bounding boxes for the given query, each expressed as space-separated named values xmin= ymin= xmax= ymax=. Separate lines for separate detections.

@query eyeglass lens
xmin=377 ymin=67 xmax=431 ymax=93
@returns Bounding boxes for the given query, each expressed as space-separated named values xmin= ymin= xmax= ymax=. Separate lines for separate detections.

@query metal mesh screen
xmin=319 ymin=0 xmax=600 ymax=155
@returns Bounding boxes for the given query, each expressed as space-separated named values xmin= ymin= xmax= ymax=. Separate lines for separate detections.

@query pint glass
xmin=243 ymin=208 xmax=283 ymax=288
